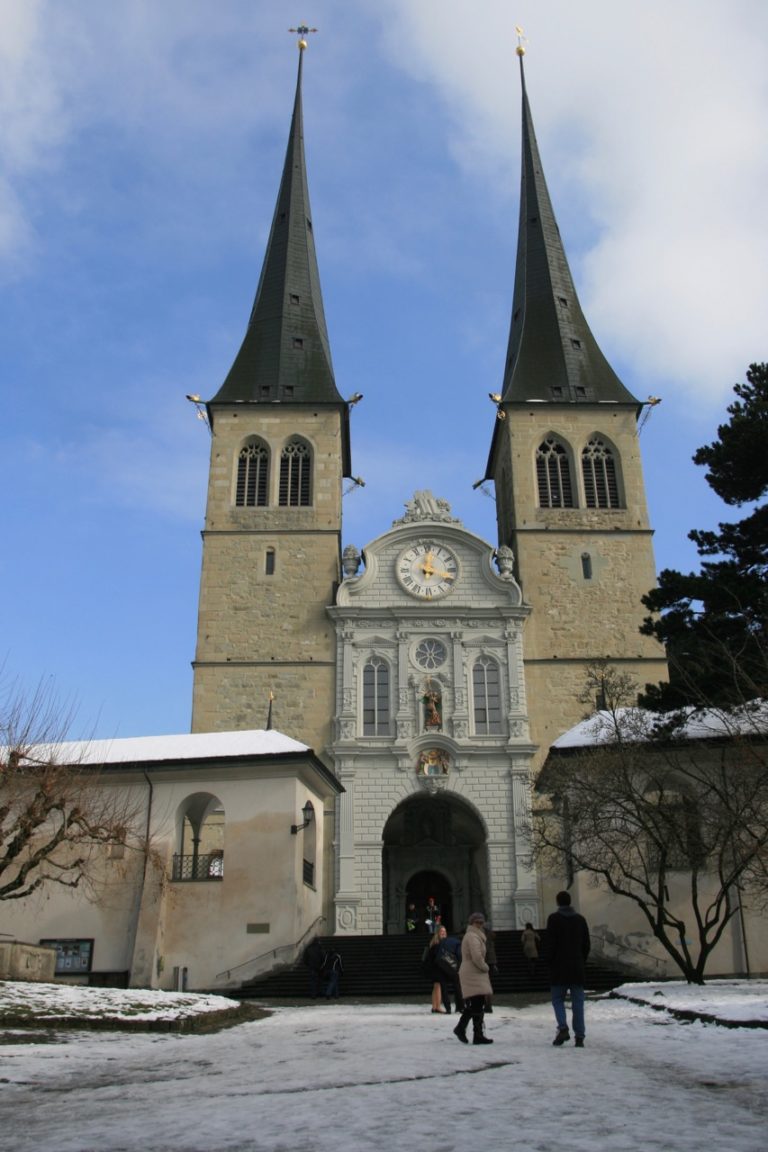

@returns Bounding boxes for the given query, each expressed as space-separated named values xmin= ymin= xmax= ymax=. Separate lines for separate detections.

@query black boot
xmin=472 ymin=1015 xmax=493 ymax=1045
xmin=454 ymin=1008 xmax=471 ymax=1043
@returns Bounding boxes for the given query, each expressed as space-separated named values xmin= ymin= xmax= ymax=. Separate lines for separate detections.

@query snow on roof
xmin=552 ymin=703 xmax=768 ymax=751
xmin=23 ymin=729 xmax=311 ymax=768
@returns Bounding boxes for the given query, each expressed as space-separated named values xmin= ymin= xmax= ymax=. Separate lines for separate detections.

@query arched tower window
xmin=582 ymin=437 xmax=621 ymax=508
xmin=235 ymin=438 xmax=269 ymax=507
xmin=536 ymin=436 xmax=574 ymax=508
xmin=279 ymin=438 xmax=312 ymax=506
xmin=363 ymin=656 xmax=391 ymax=736
xmin=472 ymin=656 xmax=502 ymax=735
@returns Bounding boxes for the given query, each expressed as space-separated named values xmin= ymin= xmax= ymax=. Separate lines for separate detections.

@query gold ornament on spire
xmin=515 ymin=25 xmax=528 ymax=57
xmin=289 ymin=23 xmax=318 ymax=50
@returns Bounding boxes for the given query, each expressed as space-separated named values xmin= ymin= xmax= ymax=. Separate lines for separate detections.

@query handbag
xmin=436 ymin=950 xmax=459 ymax=978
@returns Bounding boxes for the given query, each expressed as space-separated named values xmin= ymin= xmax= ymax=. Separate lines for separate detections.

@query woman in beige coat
xmin=454 ymin=912 xmax=493 ymax=1044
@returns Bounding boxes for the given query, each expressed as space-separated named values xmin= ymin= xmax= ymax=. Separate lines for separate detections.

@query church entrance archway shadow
xmin=382 ymin=793 xmax=488 ymax=935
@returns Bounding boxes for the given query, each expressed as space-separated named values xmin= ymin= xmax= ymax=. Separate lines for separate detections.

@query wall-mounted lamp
xmin=291 ymin=801 xmax=314 ymax=835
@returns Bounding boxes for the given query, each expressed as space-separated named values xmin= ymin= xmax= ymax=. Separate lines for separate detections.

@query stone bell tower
xmin=191 ymin=43 xmax=352 ymax=757
xmin=486 ymin=50 xmax=667 ymax=764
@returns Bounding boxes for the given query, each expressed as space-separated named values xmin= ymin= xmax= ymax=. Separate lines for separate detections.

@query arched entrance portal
xmin=382 ymin=793 xmax=488 ymax=935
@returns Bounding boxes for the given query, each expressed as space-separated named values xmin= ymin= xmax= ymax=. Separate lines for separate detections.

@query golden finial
xmin=289 ymin=23 xmax=318 ymax=50
xmin=515 ymin=25 xmax=527 ymax=57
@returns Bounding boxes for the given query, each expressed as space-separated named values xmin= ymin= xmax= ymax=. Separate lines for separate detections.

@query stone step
xmin=235 ymin=931 xmax=627 ymax=999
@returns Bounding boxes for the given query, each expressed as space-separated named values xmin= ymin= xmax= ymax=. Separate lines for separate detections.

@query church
xmin=6 ymin=38 xmax=713 ymax=990
xmin=187 ymin=37 xmax=665 ymax=941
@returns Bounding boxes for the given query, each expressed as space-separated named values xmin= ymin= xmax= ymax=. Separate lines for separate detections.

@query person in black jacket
xmin=303 ymin=938 xmax=327 ymax=999
xmin=545 ymin=890 xmax=591 ymax=1048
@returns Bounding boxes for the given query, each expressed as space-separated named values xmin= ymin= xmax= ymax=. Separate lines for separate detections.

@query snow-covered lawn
xmin=0 ymin=981 xmax=766 ymax=1152
xmin=0 ymin=980 xmax=239 ymax=1024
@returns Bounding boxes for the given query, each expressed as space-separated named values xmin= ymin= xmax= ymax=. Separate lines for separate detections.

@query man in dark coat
xmin=302 ymin=938 xmax=327 ymax=999
xmin=545 ymin=890 xmax=591 ymax=1048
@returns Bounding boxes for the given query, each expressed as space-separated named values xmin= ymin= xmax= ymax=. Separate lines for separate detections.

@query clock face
xmin=396 ymin=542 xmax=458 ymax=600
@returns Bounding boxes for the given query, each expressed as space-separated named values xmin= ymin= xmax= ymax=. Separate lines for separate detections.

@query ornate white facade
xmin=328 ymin=492 xmax=539 ymax=934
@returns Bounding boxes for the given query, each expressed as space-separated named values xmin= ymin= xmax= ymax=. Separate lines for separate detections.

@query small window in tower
xmin=265 ymin=548 xmax=276 ymax=576
xmin=552 ymin=386 xmax=564 ymax=398
xmin=279 ymin=438 xmax=312 ymax=507
xmin=529 ymin=216 xmax=539 ymax=224
xmin=558 ymin=296 xmax=568 ymax=307
xmin=235 ymin=439 xmax=270 ymax=508
xmin=581 ymin=552 xmax=593 ymax=580
xmin=284 ymin=386 xmax=294 ymax=398
xmin=290 ymin=294 xmax=300 ymax=306
xmin=306 ymin=218 xmax=313 ymax=231
xmin=576 ymin=386 xmax=587 ymax=398
xmin=571 ymin=338 xmax=582 ymax=349
xmin=279 ymin=212 xmax=286 ymax=223
xmin=260 ymin=385 xmax=271 ymax=399
xmin=293 ymin=338 xmax=304 ymax=349
xmin=536 ymin=436 xmax=575 ymax=508
xmin=582 ymin=438 xmax=622 ymax=508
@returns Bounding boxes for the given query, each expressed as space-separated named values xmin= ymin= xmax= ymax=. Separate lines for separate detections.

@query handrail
xmin=214 ymin=916 xmax=326 ymax=984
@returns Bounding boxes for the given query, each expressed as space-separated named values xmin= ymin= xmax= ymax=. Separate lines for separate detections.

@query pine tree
xmin=641 ymin=364 xmax=768 ymax=708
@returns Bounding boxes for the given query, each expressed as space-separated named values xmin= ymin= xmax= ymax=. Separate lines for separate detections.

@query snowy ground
xmin=1 ymin=981 xmax=766 ymax=1152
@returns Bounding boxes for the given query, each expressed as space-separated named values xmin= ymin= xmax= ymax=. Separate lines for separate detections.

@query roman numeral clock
xmin=396 ymin=542 xmax=458 ymax=600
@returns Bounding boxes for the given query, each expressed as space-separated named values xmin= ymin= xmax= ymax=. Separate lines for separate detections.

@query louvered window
xmin=279 ymin=439 xmax=312 ymax=506
xmin=235 ymin=441 xmax=269 ymax=507
xmin=582 ymin=438 xmax=621 ymax=508
xmin=536 ymin=437 xmax=574 ymax=508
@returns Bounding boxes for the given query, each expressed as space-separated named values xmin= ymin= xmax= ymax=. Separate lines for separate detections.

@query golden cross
xmin=289 ymin=23 xmax=318 ymax=49
xmin=515 ymin=25 xmax=528 ymax=57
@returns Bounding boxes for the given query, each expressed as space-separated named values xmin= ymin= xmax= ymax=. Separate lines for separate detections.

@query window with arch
xmin=582 ymin=437 xmax=621 ymax=508
xmin=472 ymin=656 xmax=502 ymax=735
xmin=235 ymin=439 xmax=270 ymax=507
xmin=279 ymin=438 xmax=312 ymax=506
xmin=536 ymin=436 xmax=574 ymax=508
xmin=363 ymin=656 xmax=391 ymax=736
xmin=172 ymin=792 xmax=225 ymax=882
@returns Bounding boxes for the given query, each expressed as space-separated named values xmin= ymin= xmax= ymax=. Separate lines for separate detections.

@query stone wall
xmin=0 ymin=941 xmax=56 ymax=983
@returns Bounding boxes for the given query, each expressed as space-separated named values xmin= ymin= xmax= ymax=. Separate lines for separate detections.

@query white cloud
xmin=372 ymin=0 xmax=768 ymax=407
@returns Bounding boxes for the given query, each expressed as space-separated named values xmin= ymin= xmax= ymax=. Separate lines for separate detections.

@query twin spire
xmin=501 ymin=54 xmax=639 ymax=407
xmin=209 ymin=44 xmax=343 ymax=410
xmin=210 ymin=41 xmax=637 ymax=418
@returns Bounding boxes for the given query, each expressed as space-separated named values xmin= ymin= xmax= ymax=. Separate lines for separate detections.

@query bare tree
xmin=0 ymin=678 xmax=147 ymax=902
xmin=533 ymin=663 xmax=768 ymax=984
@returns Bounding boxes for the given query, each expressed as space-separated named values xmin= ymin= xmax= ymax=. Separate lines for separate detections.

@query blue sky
xmin=2 ymin=0 xmax=767 ymax=740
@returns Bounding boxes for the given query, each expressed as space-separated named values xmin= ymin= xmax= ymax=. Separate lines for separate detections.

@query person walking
xmin=520 ymin=922 xmax=541 ymax=979
xmin=435 ymin=928 xmax=463 ymax=1014
xmin=453 ymin=912 xmax=493 ymax=1045
xmin=545 ymin=891 xmax=591 ymax=1048
xmin=425 ymin=925 xmax=448 ymax=1013
xmin=483 ymin=922 xmax=498 ymax=1014
xmin=323 ymin=950 xmax=343 ymax=999
xmin=302 ymin=938 xmax=327 ymax=999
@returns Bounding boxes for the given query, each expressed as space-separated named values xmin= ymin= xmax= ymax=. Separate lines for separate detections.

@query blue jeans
xmin=551 ymin=984 xmax=585 ymax=1038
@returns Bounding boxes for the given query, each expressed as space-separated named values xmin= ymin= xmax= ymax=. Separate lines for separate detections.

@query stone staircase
xmin=234 ymin=931 xmax=627 ymax=999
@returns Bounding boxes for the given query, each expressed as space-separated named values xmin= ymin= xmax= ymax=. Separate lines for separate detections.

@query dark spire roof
xmin=500 ymin=56 xmax=639 ymax=407
xmin=209 ymin=47 xmax=345 ymax=412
